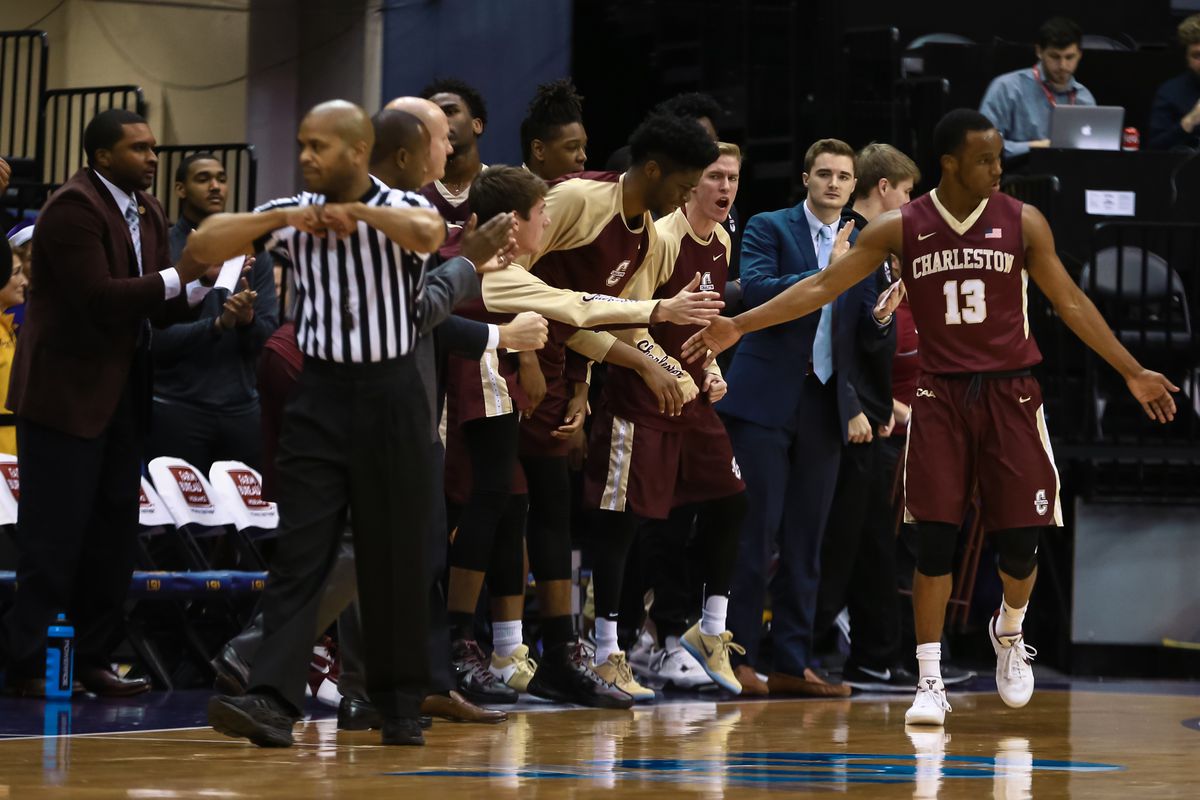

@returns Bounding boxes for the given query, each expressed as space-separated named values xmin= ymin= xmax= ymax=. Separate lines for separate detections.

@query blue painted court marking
xmin=1182 ymin=717 xmax=1200 ymax=732
xmin=387 ymin=750 xmax=1123 ymax=789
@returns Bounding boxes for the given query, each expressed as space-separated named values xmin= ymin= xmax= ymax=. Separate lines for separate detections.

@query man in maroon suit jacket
xmin=1 ymin=109 xmax=210 ymax=697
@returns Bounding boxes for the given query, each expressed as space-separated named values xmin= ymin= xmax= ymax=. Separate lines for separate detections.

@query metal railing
xmin=40 ymin=85 xmax=146 ymax=189
xmin=151 ymin=144 xmax=258 ymax=221
xmin=0 ymin=30 xmax=48 ymax=170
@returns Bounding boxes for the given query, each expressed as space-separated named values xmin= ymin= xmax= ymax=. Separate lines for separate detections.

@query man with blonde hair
xmin=1148 ymin=14 xmax=1200 ymax=150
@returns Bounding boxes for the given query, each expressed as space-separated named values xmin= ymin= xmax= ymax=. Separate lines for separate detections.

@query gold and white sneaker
xmin=680 ymin=623 xmax=745 ymax=694
xmin=592 ymin=651 xmax=656 ymax=702
xmin=489 ymin=644 xmax=538 ymax=693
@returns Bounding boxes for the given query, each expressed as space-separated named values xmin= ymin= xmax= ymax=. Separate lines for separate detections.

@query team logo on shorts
xmin=916 ymin=388 xmax=937 ymax=399
xmin=731 ymin=457 xmax=742 ymax=480
xmin=606 ymin=259 xmax=631 ymax=287
xmin=700 ymin=271 xmax=715 ymax=292
xmin=1034 ymin=489 xmax=1049 ymax=516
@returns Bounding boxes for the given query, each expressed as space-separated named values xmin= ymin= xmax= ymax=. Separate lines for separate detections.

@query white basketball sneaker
xmin=989 ymin=611 xmax=1037 ymax=708
xmin=905 ymin=676 xmax=952 ymax=726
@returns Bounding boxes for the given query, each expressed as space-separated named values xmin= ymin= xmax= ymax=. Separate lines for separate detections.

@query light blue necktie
xmin=812 ymin=224 xmax=834 ymax=383
xmin=124 ymin=202 xmax=143 ymax=275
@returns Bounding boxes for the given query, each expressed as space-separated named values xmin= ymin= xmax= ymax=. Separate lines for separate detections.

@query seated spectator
xmin=980 ymin=17 xmax=1095 ymax=159
xmin=0 ymin=235 xmax=24 ymax=454
xmin=148 ymin=153 xmax=278 ymax=473
xmin=1148 ymin=14 xmax=1200 ymax=151
xmin=7 ymin=222 xmax=34 ymax=328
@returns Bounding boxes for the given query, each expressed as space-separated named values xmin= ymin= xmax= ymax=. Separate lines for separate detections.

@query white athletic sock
xmin=998 ymin=599 xmax=1027 ymax=637
xmin=916 ymin=642 xmax=942 ymax=682
xmin=664 ymin=635 xmax=681 ymax=652
xmin=594 ymin=618 xmax=619 ymax=665
xmin=700 ymin=595 xmax=729 ymax=637
xmin=492 ymin=620 xmax=523 ymax=659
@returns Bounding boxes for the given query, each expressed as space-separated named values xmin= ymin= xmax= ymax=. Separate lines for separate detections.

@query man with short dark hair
xmin=521 ymin=79 xmax=588 ymax=180
xmin=419 ymin=78 xmax=488 ymax=224
xmin=980 ymin=17 xmax=1096 ymax=158
xmin=1 ymin=109 xmax=211 ymax=697
xmin=148 ymin=152 xmax=277 ymax=473
xmin=1148 ymin=13 xmax=1200 ymax=150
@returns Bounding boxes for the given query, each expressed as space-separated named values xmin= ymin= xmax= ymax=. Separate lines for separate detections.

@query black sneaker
xmin=527 ymin=641 xmax=634 ymax=709
xmin=940 ymin=662 xmax=977 ymax=686
xmin=381 ymin=717 xmax=425 ymax=746
xmin=208 ymin=693 xmax=296 ymax=748
xmin=451 ymin=639 xmax=519 ymax=705
xmin=842 ymin=663 xmax=919 ymax=693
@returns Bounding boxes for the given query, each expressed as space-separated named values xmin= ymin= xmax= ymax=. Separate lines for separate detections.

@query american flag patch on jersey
xmin=985 ymin=227 xmax=1003 ymax=239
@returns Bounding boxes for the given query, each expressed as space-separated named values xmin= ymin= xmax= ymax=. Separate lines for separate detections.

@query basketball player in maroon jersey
xmin=581 ymin=143 xmax=748 ymax=699
xmin=419 ymin=79 xmax=487 ymax=225
xmin=683 ymin=109 xmax=1178 ymax=727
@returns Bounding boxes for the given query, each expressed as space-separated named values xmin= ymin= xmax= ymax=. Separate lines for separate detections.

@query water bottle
xmin=44 ymin=613 xmax=74 ymax=699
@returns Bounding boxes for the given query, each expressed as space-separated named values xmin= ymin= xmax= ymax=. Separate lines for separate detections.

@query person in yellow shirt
xmin=0 ymin=234 xmax=28 ymax=453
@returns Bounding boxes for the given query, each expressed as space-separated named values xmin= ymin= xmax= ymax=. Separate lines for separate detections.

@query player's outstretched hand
xmin=681 ymin=315 xmax=741 ymax=368
xmin=461 ymin=212 xmax=517 ymax=272
xmin=1125 ymin=369 xmax=1179 ymax=424
xmin=650 ymin=272 xmax=724 ymax=325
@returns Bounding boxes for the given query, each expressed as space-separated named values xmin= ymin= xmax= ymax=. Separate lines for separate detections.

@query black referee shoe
xmin=842 ymin=663 xmax=919 ymax=693
xmin=208 ymin=693 xmax=296 ymax=748
xmin=381 ymin=717 xmax=425 ymax=746
xmin=527 ymin=641 xmax=634 ymax=709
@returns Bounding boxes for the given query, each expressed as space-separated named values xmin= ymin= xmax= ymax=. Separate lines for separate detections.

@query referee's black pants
xmin=247 ymin=355 xmax=432 ymax=720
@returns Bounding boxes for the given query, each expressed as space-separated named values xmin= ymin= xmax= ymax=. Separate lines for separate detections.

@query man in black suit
xmin=2 ymin=109 xmax=209 ymax=697
xmin=814 ymin=143 xmax=919 ymax=692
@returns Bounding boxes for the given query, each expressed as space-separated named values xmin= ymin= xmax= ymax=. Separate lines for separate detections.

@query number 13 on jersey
xmin=943 ymin=279 xmax=987 ymax=325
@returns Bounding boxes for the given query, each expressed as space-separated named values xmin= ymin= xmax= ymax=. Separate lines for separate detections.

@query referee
xmin=192 ymin=100 xmax=467 ymax=747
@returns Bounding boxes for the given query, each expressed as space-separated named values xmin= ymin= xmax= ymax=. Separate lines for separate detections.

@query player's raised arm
xmin=682 ymin=211 xmax=902 ymax=364
xmin=1022 ymin=204 xmax=1178 ymax=423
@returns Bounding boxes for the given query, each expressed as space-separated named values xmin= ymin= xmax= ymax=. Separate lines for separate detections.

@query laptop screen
xmin=1048 ymin=106 xmax=1125 ymax=151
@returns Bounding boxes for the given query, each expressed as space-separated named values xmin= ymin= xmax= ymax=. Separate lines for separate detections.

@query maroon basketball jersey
xmin=529 ymin=172 xmax=652 ymax=372
xmin=899 ymin=191 xmax=1042 ymax=374
xmin=604 ymin=209 xmax=730 ymax=429
xmin=419 ymin=180 xmax=473 ymax=226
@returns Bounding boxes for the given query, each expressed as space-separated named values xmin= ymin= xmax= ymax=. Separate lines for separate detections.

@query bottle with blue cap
xmin=44 ymin=613 xmax=74 ymax=699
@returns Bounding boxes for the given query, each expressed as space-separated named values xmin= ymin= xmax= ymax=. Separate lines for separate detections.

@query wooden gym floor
xmin=1 ymin=679 xmax=1198 ymax=798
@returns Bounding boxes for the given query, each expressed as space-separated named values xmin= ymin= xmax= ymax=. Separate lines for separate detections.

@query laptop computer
xmin=1048 ymin=105 xmax=1125 ymax=151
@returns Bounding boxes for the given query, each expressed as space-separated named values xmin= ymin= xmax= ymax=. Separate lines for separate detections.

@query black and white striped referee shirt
xmin=255 ymin=175 xmax=433 ymax=362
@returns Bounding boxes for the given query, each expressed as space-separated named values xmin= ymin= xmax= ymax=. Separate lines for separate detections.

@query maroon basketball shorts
xmin=583 ymin=401 xmax=745 ymax=520
xmin=903 ymin=373 xmax=1062 ymax=531
xmin=442 ymin=352 xmax=528 ymax=505
xmin=444 ymin=350 xmax=528 ymax=425
xmin=516 ymin=372 xmax=571 ymax=459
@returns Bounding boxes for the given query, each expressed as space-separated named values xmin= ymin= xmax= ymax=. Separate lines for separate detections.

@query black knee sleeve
xmin=992 ymin=527 xmax=1041 ymax=580
xmin=915 ymin=522 xmax=959 ymax=577
xmin=448 ymin=415 xmax=519 ymax=573
xmin=697 ymin=492 xmax=748 ymax=597
xmin=485 ymin=495 xmax=529 ymax=597
xmin=523 ymin=456 xmax=573 ymax=582
xmin=588 ymin=510 xmax=640 ymax=619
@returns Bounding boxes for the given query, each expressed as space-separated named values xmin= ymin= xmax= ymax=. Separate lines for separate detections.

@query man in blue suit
xmin=720 ymin=139 xmax=892 ymax=696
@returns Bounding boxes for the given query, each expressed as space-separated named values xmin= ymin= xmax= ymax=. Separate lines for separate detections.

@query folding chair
xmin=147 ymin=456 xmax=236 ymax=571
xmin=208 ymin=460 xmax=278 ymax=569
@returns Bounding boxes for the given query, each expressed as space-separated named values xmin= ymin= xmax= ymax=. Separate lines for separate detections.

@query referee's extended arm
xmin=189 ymin=206 xmax=320 ymax=263
xmin=342 ymin=203 xmax=445 ymax=253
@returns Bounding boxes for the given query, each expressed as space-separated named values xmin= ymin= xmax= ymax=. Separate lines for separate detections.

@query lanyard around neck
xmin=1032 ymin=64 xmax=1076 ymax=107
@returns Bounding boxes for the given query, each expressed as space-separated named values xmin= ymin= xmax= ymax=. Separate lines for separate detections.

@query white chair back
xmin=0 ymin=453 xmax=18 ymax=526
xmin=138 ymin=475 xmax=175 ymax=528
xmin=147 ymin=456 xmax=234 ymax=528
xmin=208 ymin=460 xmax=279 ymax=531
